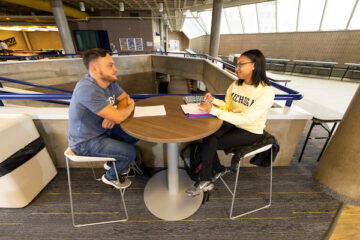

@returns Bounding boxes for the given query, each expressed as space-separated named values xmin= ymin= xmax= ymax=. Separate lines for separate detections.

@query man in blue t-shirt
xmin=68 ymin=48 xmax=138 ymax=189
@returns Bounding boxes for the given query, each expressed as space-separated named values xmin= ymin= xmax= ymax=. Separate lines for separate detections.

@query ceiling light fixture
xmin=79 ymin=2 xmax=86 ymax=12
xmin=119 ymin=2 xmax=124 ymax=12
xmin=159 ymin=3 xmax=163 ymax=12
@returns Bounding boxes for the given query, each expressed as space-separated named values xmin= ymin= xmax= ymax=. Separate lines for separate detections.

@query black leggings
xmin=199 ymin=121 xmax=262 ymax=181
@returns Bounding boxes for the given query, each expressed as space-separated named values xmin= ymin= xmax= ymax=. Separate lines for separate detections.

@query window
xmin=277 ymin=0 xmax=298 ymax=32
xmin=182 ymin=10 xmax=206 ymax=39
xmin=220 ymin=9 xmax=230 ymax=34
xmin=240 ymin=4 xmax=258 ymax=33
xmin=224 ymin=7 xmax=243 ymax=34
xmin=199 ymin=11 xmax=212 ymax=34
xmin=182 ymin=0 xmax=360 ymax=36
xmin=298 ymin=0 xmax=326 ymax=31
xmin=348 ymin=1 xmax=360 ymax=30
xmin=321 ymin=0 xmax=356 ymax=30
xmin=257 ymin=1 xmax=276 ymax=33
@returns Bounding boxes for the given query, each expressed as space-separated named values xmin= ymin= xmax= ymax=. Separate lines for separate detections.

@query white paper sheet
xmin=181 ymin=103 xmax=208 ymax=115
xmin=133 ymin=105 xmax=166 ymax=118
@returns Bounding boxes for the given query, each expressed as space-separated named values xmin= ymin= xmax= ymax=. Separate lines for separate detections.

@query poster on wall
xmin=153 ymin=36 xmax=161 ymax=51
xmin=119 ymin=38 xmax=128 ymax=51
xmin=127 ymin=38 xmax=136 ymax=51
xmin=169 ymin=40 xmax=180 ymax=51
xmin=4 ymin=37 xmax=16 ymax=47
xmin=135 ymin=38 xmax=143 ymax=51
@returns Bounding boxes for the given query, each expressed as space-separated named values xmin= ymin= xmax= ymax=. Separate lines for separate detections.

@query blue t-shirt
xmin=68 ymin=75 xmax=124 ymax=148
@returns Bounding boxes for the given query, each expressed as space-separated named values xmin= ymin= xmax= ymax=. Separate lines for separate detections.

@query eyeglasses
xmin=236 ymin=62 xmax=253 ymax=68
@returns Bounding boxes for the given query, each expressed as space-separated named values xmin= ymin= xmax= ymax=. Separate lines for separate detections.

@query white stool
xmin=220 ymin=144 xmax=273 ymax=220
xmin=64 ymin=147 xmax=128 ymax=227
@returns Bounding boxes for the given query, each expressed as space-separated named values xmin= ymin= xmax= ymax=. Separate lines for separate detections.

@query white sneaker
xmin=104 ymin=161 xmax=111 ymax=171
xmin=186 ymin=181 xmax=214 ymax=196
xmin=211 ymin=168 xmax=230 ymax=182
xmin=101 ymin=174 xmax=131 ymax=189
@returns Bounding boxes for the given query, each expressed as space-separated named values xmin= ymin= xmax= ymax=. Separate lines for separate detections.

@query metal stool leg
xmin=317 ymin=122 xmax=339 ymax=162
xmin=65 ymin=157 xmax=77 ymax=227
xmin=65 ymin=159 xmax=128 ymax=227
xmin=221 ymin=148 xmax=273 ymax=220
xmin=269 ymin=148 xmax=273 ymax=206
xmin=90 ymin=162 xmax=100 ymax=180
xmin=298 ymin=121 xmax=316 ymax=163
xmin=113 ymin=162 xmax=129 ymax=221
xmin=229 ymin=159 xmax=241 ymax=219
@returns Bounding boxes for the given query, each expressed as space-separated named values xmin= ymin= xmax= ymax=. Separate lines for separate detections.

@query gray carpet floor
xmin=0 ymin=122 xmax=339 ymax=240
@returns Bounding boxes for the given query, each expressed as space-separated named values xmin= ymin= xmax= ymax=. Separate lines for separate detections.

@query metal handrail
xmin=0 ymin=76 xmax=73 ymax=93
xmin=0 ymin=50 xmax=302 ymax=106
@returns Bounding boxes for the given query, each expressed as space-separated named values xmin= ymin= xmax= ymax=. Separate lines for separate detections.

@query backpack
xmin=180 ymin=141 xmax=202 ymax=181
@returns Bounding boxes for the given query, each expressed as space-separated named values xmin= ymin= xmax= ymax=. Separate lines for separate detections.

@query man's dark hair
xmin=82 ymin=48 xmax=108 ymax=70
xmin=237 ymin=49 xmax=271 ymax=87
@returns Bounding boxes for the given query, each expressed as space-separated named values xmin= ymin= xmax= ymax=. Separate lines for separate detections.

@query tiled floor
xmin=270 ymin=72 xmax=359 ymax=116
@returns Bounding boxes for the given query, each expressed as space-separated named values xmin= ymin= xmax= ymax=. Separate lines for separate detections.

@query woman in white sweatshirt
xmin=186 ymin=49 xmax=275 ymax=196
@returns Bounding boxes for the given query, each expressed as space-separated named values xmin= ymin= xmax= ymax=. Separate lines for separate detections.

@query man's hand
xmin=198 ymin=102 xmax=212 ymax=113
xmin=118 ymin=97 xmax=128 ymax=109
xmin=102 ymin=118 xmax=116 ymax=129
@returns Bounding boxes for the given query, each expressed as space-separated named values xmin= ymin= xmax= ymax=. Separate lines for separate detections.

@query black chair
xmin=349 ymin=62 xmax=360 ymax=79
xmin=299 ymin=58 xmax=315 ymax=74
xmin=298 ymin=115 xmax=341 ymax=163
xmin=273 ymin=56 xmax=288 ymax=72
xmin=265 ymin=56 xmax=272 ymax=70
xmin=315 ymin=58 xmax=334 ymax=79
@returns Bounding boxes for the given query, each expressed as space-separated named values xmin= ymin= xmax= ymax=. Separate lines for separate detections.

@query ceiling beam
xmin=2 ymin=0 xmax=88 ymax=19
xmin=143 ymin=0 xmax=160 ymax=17
xmin=101 ymin=0 xmax=118 ymax=10
xmin=132 ymin=0 xmax=144 ymax=9
xmin=187 ymin=0 xmax=273 ymax=12
xmin=164 ymin=0 xmax=174 ymax=29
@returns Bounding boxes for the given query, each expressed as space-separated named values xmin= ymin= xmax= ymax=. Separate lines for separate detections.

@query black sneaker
xmin=103 ymin=162 xmax=131 ymax=176
xmin=101 ymin=174 xmax=131 ymax=189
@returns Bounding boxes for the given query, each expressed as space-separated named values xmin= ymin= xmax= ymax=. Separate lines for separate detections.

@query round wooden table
xmin=121 ymin=95 xmax=222 ymax=220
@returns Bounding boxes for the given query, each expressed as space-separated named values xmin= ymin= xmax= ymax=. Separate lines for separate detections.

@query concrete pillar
xmin=314 ymin=85 xmax=360 ymax=205
xmin=165 ymin=25 xmax=169 ymax=52
xmin=209 ymin=0 xmax=223 ymax=57
xmin=50 ymin=0 xmax=76 ymax=54
xmin=159 ymin=19 xmax=164 ymax=51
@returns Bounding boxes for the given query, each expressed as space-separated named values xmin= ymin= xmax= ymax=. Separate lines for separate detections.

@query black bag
xmin=180 ymin=142 xmax=202 ymax=181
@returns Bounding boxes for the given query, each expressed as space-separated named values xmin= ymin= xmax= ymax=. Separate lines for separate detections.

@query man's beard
xmin=99 ymin=70 xmax=117 ymax=83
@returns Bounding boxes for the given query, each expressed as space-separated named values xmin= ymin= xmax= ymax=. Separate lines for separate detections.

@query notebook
xmin=133 ymin=105 xmax=166 ymax=118
xmin=180 ymin=103 xmax=214 ymax=118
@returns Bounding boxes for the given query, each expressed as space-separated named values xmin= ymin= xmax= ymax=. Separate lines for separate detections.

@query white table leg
xmin=167 ymin=143 xmax=179 ymax=194
xmin=143 ymin=143 xmax=204 ymax=221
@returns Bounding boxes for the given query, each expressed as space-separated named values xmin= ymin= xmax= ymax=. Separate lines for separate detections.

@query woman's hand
xmin=199 ymin=102 xmax=212 ymax=113
xmin=204 ymin=93 xmax=214 ymax=103
xmin=102 ymin=118 xmax=116 ymax=129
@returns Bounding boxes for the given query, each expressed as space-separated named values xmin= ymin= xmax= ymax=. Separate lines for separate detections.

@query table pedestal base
xmin=144 ymin=169 xmax=203 ymax=221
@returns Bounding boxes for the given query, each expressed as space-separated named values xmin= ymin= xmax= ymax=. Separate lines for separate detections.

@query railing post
xmin=0 ymin=82 xmax=3 ymax=106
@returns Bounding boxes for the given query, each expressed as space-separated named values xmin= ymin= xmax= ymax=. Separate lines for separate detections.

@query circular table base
xmin=144 ymin=169 xmax=203 ymax=221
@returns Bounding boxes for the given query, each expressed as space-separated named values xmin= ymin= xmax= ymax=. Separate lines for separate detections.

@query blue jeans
xmin=72 ymin=125 xmax=138 ymax=180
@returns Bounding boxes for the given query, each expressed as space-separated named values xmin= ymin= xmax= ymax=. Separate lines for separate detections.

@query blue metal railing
xmin=0 ymin=50 xmax=302 ymax=107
